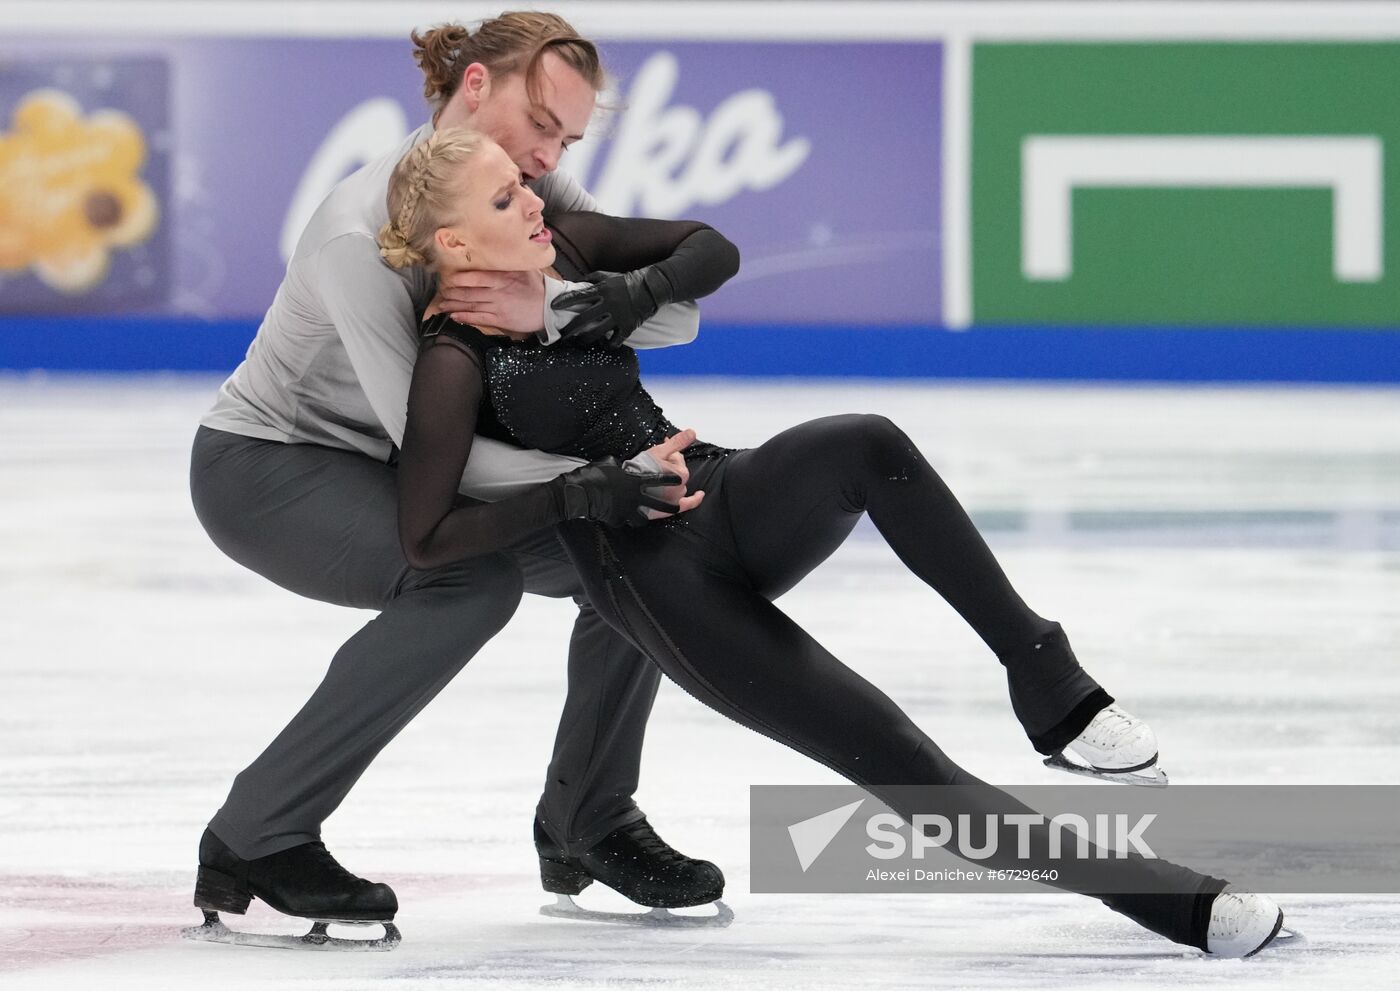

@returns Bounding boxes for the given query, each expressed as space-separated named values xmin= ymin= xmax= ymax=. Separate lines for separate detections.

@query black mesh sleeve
xmin=547 ymin=212 xmax=741 ymax=302
xmin=397 ymin=339 xmax=566 ymax=569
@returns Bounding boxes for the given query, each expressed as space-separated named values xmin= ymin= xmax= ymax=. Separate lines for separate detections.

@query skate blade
xmin=182 ymin=910 xmax=401 ymax=951
xmin=1251 ymin=916 xmax=1305 ymax=956
xmin=539 ymin=893 xmax=734 ymax=929
xmin=1042 ymin=753 xmax=1169 ymax=787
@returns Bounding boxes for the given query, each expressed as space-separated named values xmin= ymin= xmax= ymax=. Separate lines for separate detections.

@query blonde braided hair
xmin=378 ymin=127 xmax=486 ymax=270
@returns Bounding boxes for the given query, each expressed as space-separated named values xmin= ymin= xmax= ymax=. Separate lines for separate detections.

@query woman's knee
xmin=828 ymin=413 xmax=921 ymax=479
xmin=857 ymin=412 xmax=911 ymax=448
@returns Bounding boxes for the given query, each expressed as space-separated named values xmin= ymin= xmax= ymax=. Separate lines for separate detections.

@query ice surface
xmin=2 ymin=376 xmax=1397 ymax=989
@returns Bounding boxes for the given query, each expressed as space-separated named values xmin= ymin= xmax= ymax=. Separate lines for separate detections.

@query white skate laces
xmin=1206 ymin=889 xmax=1285 ymax=958
xmin=1066 ymin=703 xmax=1159 ymax=771
xmin=1042 ymin=703 xmax=1168 ymax=785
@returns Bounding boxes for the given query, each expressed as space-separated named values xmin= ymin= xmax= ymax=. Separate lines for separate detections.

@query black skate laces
xmin=618 ymin=820 xmax=688 ymax=864
xmin=299 ymin=841 xmax=372 ymax=888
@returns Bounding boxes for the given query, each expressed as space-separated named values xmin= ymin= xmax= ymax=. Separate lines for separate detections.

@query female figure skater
xmin=379 ymin=128 xmax=1288 ymax=958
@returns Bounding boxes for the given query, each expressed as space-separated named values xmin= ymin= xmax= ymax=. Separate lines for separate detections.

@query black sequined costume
xmin=415 ymin=317 xmax=731 ymax=465
xmin=397 ymin=211 xmax=1228 ymax=952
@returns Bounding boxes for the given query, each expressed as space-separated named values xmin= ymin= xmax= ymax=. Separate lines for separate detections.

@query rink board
xmin=2 ymin=317 xmax=1398 ymax=382
xmin=4 ymin=3 xmax=1400 ymax=379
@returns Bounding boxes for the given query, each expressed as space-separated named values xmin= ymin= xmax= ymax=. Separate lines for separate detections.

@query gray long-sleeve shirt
xmin=201 ymin=121 xmax=699 ymax=500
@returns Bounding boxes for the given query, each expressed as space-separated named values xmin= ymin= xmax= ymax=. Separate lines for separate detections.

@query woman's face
xmin=438 ymin=140 xmax=556 ymax=272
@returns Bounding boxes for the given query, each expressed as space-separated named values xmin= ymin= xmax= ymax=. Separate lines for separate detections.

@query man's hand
xmin=439 ymin=270 xmax=546 ymax=333
xmin=643 ymin=428 xmax=704 ymax=517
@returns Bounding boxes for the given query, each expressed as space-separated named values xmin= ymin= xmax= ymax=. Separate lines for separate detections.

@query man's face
xmin=470 ymin=52 xmax=595 ymax=182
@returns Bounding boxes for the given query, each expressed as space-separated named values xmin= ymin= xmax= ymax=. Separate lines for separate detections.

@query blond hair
xmin=411 ymin=12 xmax=605 ymax=118
xmin=377 ymin=127 xmax=487 ymax=269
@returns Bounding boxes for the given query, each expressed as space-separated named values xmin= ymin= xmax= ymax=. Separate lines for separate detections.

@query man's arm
xmin=315 ymin=233 xmax=587 ymax=499
xmin=459 ymin=434 xmax=587 ymax=500
xmin=315 ymin=233 xmax=420 ymax=445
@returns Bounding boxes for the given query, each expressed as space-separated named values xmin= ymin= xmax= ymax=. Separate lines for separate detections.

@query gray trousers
xmin=190 ymin=426 xmax=658 ymax=860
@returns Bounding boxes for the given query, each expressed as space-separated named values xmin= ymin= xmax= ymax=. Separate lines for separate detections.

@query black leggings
xmin=558 ymin=414 xmax=1223 ymax=949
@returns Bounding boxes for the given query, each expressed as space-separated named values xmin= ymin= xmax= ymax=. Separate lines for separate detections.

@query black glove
xmin=553 ymin=267 xmax=675 ymax=348
xmin=550 ymin=457 xmax=681 ymax=527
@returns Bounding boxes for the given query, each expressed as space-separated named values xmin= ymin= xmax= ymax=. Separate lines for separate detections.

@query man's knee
xmin=476 ymin=559 xmax=526 ymax=634
xmin=401 ymin=552 xmax=525 ymax=630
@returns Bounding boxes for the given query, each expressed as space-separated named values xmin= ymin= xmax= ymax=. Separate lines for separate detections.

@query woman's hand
xmin=438 ymin=270 xmax=545 ymax=332
xmin=553 ymin=269 xmax=664 ymax=348
xmin=644 ymin=428 xmax=705 ymax=517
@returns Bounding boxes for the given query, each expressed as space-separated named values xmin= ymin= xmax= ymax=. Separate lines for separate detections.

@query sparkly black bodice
xmin=418 ymin=314 xmax=690 ymax=462
xmin=412 ymin=209 xmax=737 ymax=464
xmin=395 ymin=210 xmax=740 ymax=569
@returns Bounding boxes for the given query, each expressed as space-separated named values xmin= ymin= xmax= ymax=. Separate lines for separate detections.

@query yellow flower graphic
xmin=0 ymin=89 xmax=159 ymax=293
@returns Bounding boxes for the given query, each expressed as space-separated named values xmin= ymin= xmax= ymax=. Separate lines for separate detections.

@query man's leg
xmin=508 ymin=529 xmax=722 ymax=908
xmin=538 ymin=600 xmax=658 ymax=852
xmin=191 ymin=426 xmax=524 ymax=858
xmin=508 ymin=530 xmax=658 ymax=852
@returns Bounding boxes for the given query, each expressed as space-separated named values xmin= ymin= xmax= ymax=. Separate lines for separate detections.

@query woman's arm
xmin=539 ymin=286 xmax=699 ymax=350
xmin=530 ymin=171 xmax=701 ymax=349
xmin=548 ymin=213 xmax=741 ymax=348
xmin=551 ymin=212 xmax=741 ymax=302
xmin=398 ymin=341 xmax=563 ymax=569
xmin=398 ymin=341 xmax=691 ymax=569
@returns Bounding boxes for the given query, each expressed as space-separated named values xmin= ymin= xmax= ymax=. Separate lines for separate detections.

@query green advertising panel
xmin=972 ymin=44 xmax=1400 ymax=326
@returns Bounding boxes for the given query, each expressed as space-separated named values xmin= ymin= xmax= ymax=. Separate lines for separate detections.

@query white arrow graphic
xmin=787 ymin=799 xmax=865 ymax=872
xmin=1021 ymin=134 xmax=1384 ymax=282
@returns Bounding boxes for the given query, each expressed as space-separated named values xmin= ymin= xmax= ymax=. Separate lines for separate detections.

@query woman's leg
xmin=719 ymin=415 xmax=1110 ymax=755
xmin=559 ymin=521 xmax=1221 ymax=950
